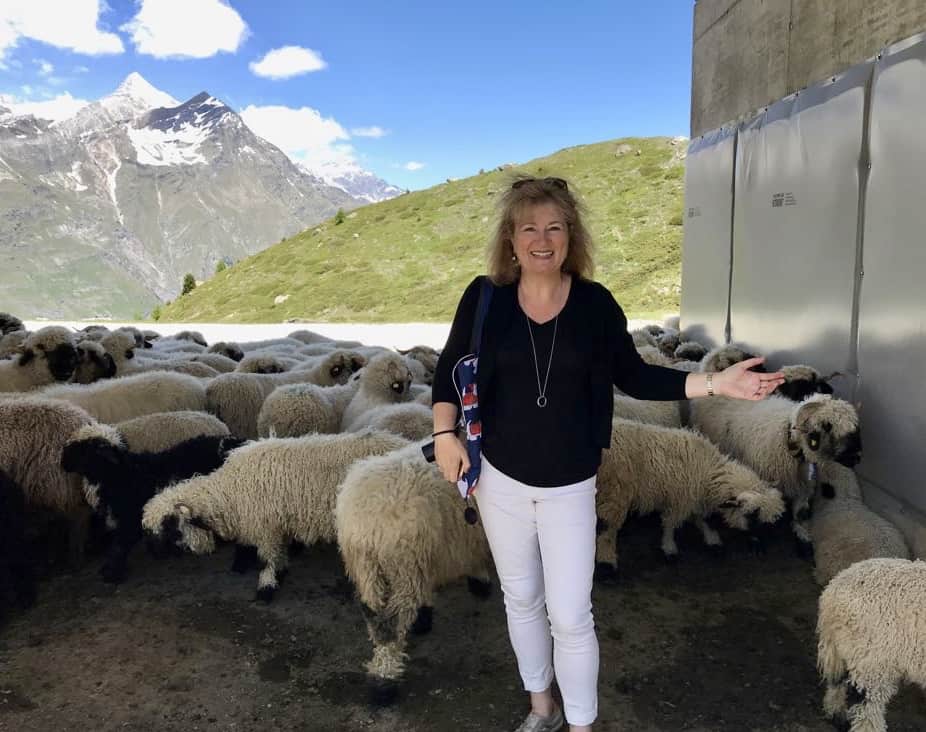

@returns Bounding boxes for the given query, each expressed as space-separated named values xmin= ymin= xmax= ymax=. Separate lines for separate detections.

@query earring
xmin=511 ymin=254 xmax=517 ymax=262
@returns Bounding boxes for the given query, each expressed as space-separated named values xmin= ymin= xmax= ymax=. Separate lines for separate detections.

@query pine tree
xmin=181 ymin=273 xmax=197 ymax=296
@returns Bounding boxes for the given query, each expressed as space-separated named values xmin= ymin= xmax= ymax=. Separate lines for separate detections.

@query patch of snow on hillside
xmin=128 ymin=123 xmax=208 ymax=166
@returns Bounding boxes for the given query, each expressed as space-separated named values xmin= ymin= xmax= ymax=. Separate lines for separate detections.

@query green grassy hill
xmin=159 ymin=136 xmax=686 ymax=323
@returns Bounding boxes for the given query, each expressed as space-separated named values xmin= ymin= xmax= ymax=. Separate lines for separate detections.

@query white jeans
xmin=476 ymin=455 xmax=599 ymax=726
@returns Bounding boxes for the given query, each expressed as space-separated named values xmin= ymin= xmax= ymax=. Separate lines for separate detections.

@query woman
xmin=431 ymin=176 xmax=783 ymax=732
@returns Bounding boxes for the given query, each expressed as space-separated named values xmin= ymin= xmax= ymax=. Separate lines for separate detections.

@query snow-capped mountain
xmin=298 ymin=161 xmax=403 ymax=203
xmin=0 ymin=73 xmax=370 ymax=319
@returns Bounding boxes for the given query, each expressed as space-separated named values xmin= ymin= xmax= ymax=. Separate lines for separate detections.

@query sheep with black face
xmin=71 ymin=340 xmax=117 ymax=384
xmin=595 ymin=418 xmax=785 ymax=580
xmin=206 ymin=350 xmax=364 ymax=439
xmin=141 ymin=430 xmax=408 ymax=601
xmin=0 ymin=312 xmax=24 ymax=336
xmin=62 ymin=424 xmax=244 ymax=583
xmin=0 ymin=326 xmax=78 ymax=392
xmin=340 ymin=352 xmax=415 ymax=431
xmin=690 ymin=393 xmax=862 ymax=555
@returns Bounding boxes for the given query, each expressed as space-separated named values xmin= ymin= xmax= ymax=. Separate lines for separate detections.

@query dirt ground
xmin=2 ymin=515 xmax=924 ymax=732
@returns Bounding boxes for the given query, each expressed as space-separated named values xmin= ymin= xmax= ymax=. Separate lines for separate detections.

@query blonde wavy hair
xmin=487 ymin=175 xmax=595 ymax=285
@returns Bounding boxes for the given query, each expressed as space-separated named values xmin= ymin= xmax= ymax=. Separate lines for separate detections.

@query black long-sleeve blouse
xmin=433 ymin=276 xmax=688 ymax=486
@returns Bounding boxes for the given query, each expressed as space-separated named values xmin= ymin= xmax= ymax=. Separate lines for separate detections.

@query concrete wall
xmin=692 ymin=0 xmax=926 ymax=135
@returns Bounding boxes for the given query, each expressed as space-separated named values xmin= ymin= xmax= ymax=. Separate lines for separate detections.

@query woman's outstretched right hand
xmin=434 ymin=433 xmax=470 ymax=484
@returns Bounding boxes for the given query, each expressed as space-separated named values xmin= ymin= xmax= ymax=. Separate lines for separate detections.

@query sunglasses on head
xmin=512 ymin=176 xmax=568 ymax=191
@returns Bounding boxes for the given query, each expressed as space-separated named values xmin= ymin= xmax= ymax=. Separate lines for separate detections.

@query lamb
xmin=62 ymin=425 xmax=244 ymax=583
xmin=142 ymin=430 xmax=409 ymax=601
xmin=655 ymin=328 xmax=681 ymax=358
xmin=0 ymin=398 xmax=95 ymax=563
xmin=163 ymin=330 xmax=207 ymax=347
xmin=41 ymin=371 xmax=208 ymax=424
xmin=115 ymin=411 xmax=230 ymax=453
xmin=0 ymin=467 xmax=36 ymax=616
xmin=0 ymin=312 xmax=24 ymax=335
xmin=71 ymin=340 xmax=117 ymax=384
xmin=595 ymin=418 xmax=785 ymax=578
xmin=114 ymin=326 xmax=151 ymax=350
xmin=207 ymin=350 xmax=361 ymax=439
xmin=99 ymin=330 xmax=138 ymax=375
xmin=0 ymin=330 xmax=29 ymax=359
xmin=0 ymin=326 xmax=78 ymax=392
xmin=336 ymin=443 xmax=494 ymax=702
xmin=340 ymin=352 xmax=415 ymax=431
xmin=207 ymin=342 xmax=244 ymax=362
xmin=690 ymin=393 xmax=862 ymax=553
xmin=236 ymin=353 xmax=300 ymax=374
xmin=776 ymin=364 xmax=835 ymax=402
xmin=817 ymin=557 xmax=926 ymax=732
xmin=674 ymin=341 xmax=707 ymax=363
xmin=257 ymin=380 xmax=359 ymax=438
xmin=101 ymin=331 xmax=216 ymax=378
xmin=700 ymin=343 xmax=763 ymax=373
xmin=346 ymin=403 xmax=434 ymax=441
xmin=398 ymin=346 xmax=440 ymax=385
xmin=810 ymin=462 xmax=910 ymax=586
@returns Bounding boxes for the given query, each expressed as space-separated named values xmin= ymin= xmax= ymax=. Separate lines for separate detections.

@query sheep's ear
xmin=17 ymin=347 xmax=35 ymax=366
xmin=350 ymin=356 xmax=366 ymax=372
xmin=143 ymin=340 xmax=153 ymax=349
xmin=396 ymin=348 xmax=410 ymax=355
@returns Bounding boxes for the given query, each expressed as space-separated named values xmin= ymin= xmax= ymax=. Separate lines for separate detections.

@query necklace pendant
xmin=536 ymin=396 xmax=548 ymax=408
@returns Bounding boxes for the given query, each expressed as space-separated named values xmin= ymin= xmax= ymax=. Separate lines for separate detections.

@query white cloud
xmin=73 ymin=65 xmax=90 ymax=73
xmin=239 ymin=103 xmax=357 ymax=173
xmin=121 ymin=0 xmax=248 ymax=59
xmin=351 ymin=126 xmax=387 ymax=138
xmin=249 ymin=46 xmax=326 ymax=80
xmin=404 ymin=161 xmax=425 ymax=171
xmin=36 ymin=59 xmax=54 ymax=75
xmin=0 ymin=0 xmax=124 ymax=61
xmin=0 ymin=91 xmax=90 ymax=122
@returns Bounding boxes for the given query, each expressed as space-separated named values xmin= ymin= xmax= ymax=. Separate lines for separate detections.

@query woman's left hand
xmin=715 ymin=357 xmax=786 ymax=401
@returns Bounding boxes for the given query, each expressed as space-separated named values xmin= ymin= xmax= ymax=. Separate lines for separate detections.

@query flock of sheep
xmin=0 ymin=310 xmax=920 ymax=731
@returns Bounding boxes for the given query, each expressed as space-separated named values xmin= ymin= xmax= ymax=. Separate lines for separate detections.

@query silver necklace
xmin=525 ymin=313 xmax=558 ymax=408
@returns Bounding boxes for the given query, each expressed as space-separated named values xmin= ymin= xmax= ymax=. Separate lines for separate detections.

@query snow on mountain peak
xmin=113 ymin=72 xmax=179 ymax=110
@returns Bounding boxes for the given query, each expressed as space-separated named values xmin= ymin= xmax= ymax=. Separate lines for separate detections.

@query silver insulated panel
xmin=729 ymin=63 xmax=872 ymax=389
xmin=679 ymin=126 xmax=736 ymax=347
xmin=856 ymin=34 xmax=926 ymax=513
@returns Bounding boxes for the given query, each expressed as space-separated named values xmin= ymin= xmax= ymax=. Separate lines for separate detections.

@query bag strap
xmin=468 ymin=276 xmax=494 ymax=356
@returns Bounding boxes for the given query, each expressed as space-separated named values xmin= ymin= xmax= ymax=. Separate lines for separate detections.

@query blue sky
xmin=0 ymin=0 xmax=695 ymax=190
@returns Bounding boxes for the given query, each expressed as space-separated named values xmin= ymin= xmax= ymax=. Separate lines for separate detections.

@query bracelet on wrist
xmin=706 ymin=372 xmax=715 ymax=397
xmin=431 ymin=429 xmax=457 ymax=438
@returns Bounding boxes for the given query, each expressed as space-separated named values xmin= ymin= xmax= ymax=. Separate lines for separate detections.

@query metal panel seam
xmin=848 ymin=61 xmax=877 ymax=404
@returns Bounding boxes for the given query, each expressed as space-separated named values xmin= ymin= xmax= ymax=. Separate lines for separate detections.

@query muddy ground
xmin=2 ymin=516 xmax=924 ymax=732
